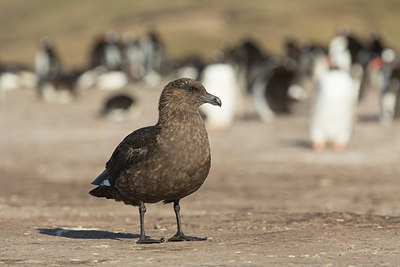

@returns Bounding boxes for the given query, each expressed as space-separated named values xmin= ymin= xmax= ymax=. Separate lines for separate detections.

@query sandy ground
xmin=1 ymin=81 xmax=400 ymax=266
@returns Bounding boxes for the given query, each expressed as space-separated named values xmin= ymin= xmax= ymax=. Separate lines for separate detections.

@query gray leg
xmin=168 ymin=200 xmax=207 ymax=242
xmin=137 ymin=201 xmax=164 ymax=244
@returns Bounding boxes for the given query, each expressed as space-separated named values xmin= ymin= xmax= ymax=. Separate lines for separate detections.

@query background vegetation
xmin=1 ymin=0 xmax=399 ymax=68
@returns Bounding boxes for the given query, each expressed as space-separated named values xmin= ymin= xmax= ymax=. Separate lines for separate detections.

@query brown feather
xmin=89 ymin=78 xmax=219 ymax=207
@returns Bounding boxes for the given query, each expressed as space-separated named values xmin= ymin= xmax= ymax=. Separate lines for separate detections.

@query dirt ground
xmin=1 ymin=81 xmax=400 ymax=266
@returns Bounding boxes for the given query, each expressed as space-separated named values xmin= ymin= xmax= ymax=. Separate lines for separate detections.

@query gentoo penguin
xmin=175 ymin=55 xmax=205 ymax=80
xmin=34 ymin=38 xmax=62 ymax=87
xmin=76 ymin=66 xmax=128 ymax=91
xmin=310 ymin=37 xmax=359 ymax=151
xmin=310 ymin=61 xmax=358 ymax=151
xmin=140 ymin=31 xmax=169 ymax=87
xmin=121 ymin=32 xmax=145 ymax=81
xmin=200 ymin=63 xmax=238 ymax=129
xmin=101 ymin=93 xmax=142 ymax=121
xmin=39 ymin=74 xmax=77 ymax=104
xmin=96 ymin=70 xmax=128 ymax=91
xmin=377 ymin=49 xmax=399 ymax=124
xmin=328 ymin=35 xmax=352 ymax=72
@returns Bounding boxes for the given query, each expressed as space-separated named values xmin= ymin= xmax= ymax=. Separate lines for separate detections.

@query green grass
xmin=1 ymin=0 xmax=399 ymax=69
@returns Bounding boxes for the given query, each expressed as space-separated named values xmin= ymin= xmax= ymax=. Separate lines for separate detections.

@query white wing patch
xmin=100 ymin=179 xmax=111 ymax=186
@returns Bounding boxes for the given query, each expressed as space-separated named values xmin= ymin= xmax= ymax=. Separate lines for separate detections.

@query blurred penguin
xmin=89 ymin=31 xmax=123 ymax=71
xmin=252 ymin=58 xmax=301 ymax=122
xmin=101 ymin=93 xmax=142 ymax=121
xmin=34 ymin=38 xmax=78 ymax=103
xmin=175 ymin=54 xmax=205 ymax=80
xmin=0 ymin=65 xmax=21 ymax=104
xmin=34 ymin=38 xmax=62 ymax=88
xmin=39 ymin=72 xmax=79 ymax=104
xmin=310 ymin=45 xmax=359 ymax=151
xmin=328 ymin=34 xmax=352 ymax=72
xmin=76 ymin=65 xmax=128 ymax=91
xmin=103 ymin=31 xmax=122 ymax=70
xmin=379 ymin=49 xmax=400 ymax=123
xmin=140 ymin=31 xmax=169 ymax=86
xmin=122 ymin=32 xmax=145 ymax=81
xmin=96 ymin=70 xmax=128 ymax=91
xmin=200 ymin=52 xmax=240 ymax=130
xmin=40 ymin=82 xmax=73 ymax=104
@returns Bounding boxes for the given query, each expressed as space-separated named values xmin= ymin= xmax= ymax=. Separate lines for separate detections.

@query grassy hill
xmin=1 ymin=0 xmax=399 ymax=69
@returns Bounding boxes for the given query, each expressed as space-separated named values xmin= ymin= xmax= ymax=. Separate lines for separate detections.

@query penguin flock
xmin=1 ymin=27 xmax=399 ymax=151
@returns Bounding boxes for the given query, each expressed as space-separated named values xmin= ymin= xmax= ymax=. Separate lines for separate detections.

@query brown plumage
xmin=89 ymin=78 xmax=221 ymax=243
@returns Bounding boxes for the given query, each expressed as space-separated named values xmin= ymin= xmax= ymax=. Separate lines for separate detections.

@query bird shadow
xmin=241 ymin=113 xmax=261 ymax=121
xmin=358 ymin=114 xmax=380 ymax=123
xmin=280 ymin=139 xmax=313 ymax=150
xmin=38 ymin=228 xmax=139 ymax=240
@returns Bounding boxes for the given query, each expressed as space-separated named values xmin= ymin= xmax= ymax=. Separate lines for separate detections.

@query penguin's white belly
xmin=311 ymin=70 xmax=356 ymax=145
xmin=97 ymin=71 xmax=128 ymax=90
xmin=201 ymin=64 xmax=238 ymax=129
